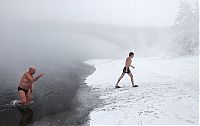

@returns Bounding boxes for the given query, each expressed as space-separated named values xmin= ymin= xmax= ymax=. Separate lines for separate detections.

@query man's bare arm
xmin=130 ymin=58 xmax=135 ymax=68
xmin=130 ymin=65 xmax=135 ymax=68
xmin=26 ymin=73 xmax=44 ymax=82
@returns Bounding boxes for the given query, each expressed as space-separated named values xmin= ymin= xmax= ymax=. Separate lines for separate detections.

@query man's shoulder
xmin=24 ymin=72 xmax=30 ymax=76
xmin=126 ymin=57 xmax=131 ymax=60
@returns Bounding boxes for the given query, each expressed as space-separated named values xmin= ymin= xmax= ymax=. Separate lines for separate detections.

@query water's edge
xmin=0 ymin=61 xmax=100 ymax=126
xmin=69 ymin=62 xmax=102 ymax=126
xmin=32 ymin=62 xmax=100 ymax=126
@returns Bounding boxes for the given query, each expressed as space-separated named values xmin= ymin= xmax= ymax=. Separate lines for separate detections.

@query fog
xmin=0 ymin=0 xmax=193 ymax=26
xmin=0 ymin=0 xmax=198 ymax=125
xmin=0 ymin=0 xmax=197 ymax=62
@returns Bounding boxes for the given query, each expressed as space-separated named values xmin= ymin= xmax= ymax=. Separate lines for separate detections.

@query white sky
xmin=0 ymin=0 xmax=198 ymax=27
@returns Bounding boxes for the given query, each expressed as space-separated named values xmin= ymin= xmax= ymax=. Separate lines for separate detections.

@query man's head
xmin=28 ymin=67 xmax=36 ymax=74
xmin=129 ymin=52 xmax=134 ymax=58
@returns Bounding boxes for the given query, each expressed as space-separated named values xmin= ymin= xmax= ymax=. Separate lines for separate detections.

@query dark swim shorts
xmin=123 ymin=67 xmax=131 ymax=73
xmin=18 ymin=87 xmax=29 ymax=94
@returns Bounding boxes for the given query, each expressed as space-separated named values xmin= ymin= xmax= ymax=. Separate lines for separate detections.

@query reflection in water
xmin=18 ymin=107 xmax=33 ymax=126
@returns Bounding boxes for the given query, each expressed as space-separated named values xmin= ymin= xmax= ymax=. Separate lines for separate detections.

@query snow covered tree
xmin=172 ymin=1 xmax=199 ymax=55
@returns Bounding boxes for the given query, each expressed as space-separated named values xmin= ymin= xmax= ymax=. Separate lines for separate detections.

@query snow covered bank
xmin=85 ymin=56 xmax=199 ymax=125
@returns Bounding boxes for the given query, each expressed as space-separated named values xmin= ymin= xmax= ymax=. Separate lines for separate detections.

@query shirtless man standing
xmin=115 ymin=52 xmax=138 ymax=88
xmin=18 ymin=67 xmax=44 ymax=105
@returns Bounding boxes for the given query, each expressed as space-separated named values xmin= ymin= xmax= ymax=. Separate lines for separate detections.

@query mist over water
xmin=0 ymin=20 xmax=114 ymax=125
xmin=0 ymin=0 xmax=198 ymax=125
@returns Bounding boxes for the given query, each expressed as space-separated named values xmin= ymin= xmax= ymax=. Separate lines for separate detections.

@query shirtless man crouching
xmin=115 ymin=52 xmax=138 ymax=88
xmin=18 ymin=67 xmax=44 ymax=105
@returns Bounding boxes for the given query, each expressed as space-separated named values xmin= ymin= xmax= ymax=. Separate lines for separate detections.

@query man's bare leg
xmin=116 ymin=73 xmax=125 ymax=87
xmin=26 ymin=90 xmax=32 ymax=105
xmin=128 ymin=72 xmax=135 ymax=86
xmin=18 ymin=91 xmax=27 ymax=105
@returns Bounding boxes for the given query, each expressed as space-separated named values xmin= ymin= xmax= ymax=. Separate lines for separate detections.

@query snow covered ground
xmin=85 ymin=56 xmax=199 ymax=125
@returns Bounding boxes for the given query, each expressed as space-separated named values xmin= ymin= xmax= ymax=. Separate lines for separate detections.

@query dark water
xmin=0 ymin=60 xmax=99 ymax=126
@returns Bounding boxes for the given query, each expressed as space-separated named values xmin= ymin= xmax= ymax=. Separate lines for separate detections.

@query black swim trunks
xmin=123 ymin=67 xmax=131 ymax=73
xmin=18 ymin=87 xmax=29 ymax=94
